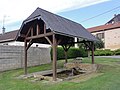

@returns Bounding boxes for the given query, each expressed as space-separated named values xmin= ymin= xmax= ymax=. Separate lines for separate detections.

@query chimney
xmin=2 ymin=26 xmax=5 ymax=34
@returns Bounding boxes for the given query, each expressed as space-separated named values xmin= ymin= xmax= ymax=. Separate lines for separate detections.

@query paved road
xmin=96 ymin=56 xmax=120 ymax=59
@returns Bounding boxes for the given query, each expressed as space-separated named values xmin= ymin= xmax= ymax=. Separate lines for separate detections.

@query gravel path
xmin=96 ymin=56 xmax=120 ymax=59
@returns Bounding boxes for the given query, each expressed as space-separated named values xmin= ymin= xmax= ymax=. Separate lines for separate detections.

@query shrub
xmin=50 ymin=47 xmax=64 ymax=60
xmin=94 ymin=49 xmax=113 ymax=56
xmin=51 ymin=47 xmax=120 ymax=60
xmin=94 ymin=38 xmax=104 ymax=49
xmin=51 ymin=47 xmax=87 ymax=60
xmin=114 ymin=49 xmax=120 ymax=55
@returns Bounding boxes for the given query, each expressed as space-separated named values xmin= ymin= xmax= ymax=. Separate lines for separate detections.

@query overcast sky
xmin=0 ymin=0 xmax=119 ymax=33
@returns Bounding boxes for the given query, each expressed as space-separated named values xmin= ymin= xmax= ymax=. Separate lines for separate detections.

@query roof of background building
xmin=106 ymin=14 xmax=120 ymax=24
xmin=0 ymin=30 xmax=19 ymax=43
xmin=88 ymin=22 xmax=120 ymax=33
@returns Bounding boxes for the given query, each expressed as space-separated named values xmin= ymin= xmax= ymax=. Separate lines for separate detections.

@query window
xmin=96 ymin=33 xmax=104 ymax=39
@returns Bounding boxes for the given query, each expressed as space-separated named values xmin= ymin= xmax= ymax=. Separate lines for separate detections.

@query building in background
xmin=88 ymin=14 xmax=120 ymax=50
xmin=0 ymin=30 xmax=50 ymax=48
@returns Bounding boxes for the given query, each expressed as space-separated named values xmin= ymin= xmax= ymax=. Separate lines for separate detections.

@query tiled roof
xmin=0 ymin=30 xmax=19 ymax=43
xmin=87 ymin=22 xmax=120 ymax=32
xmin=106 ymin=14 xmax=120 ymax=24
xmin=18 ymin=7 xmax=97 ymax=42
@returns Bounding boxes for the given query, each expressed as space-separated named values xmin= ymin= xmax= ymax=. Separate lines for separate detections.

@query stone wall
xmin=0 ymin=45 xmax=51 ymax=71
xmin=105 ymin=28 xmax=120 ymax=50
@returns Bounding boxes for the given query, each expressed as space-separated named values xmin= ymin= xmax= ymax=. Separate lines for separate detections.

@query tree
xmin=94 ymin=38 xmax=104 ymax=49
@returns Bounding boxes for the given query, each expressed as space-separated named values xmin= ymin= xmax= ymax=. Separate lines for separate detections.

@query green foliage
xmin=67 ymin=47 xmax=81 ymax=58
xmin=94 ymin=38 xmax=104 ymax=49
xmin=51 ymin=47 xmax=87 ymax=60
xmin=94 ymin=49 xmax=113 ymax=56
xmin=94 ymin=49 xmax=120 ymax=56
xmin=0 ymin=58 xmax=120 ymax=90
xmin=57 ymin=47 xmax=65 ymax=60
xmin=114 ymin=49 xmax=120 ymax=55
xmin=50 ymin=47 xmax=64 ymax=60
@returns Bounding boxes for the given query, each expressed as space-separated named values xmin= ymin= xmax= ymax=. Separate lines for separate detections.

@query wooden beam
xmin=57 ymin=39 xmax=62 ymax=45
xmin=91 ymin=42 xmax=94 ymax=64
xmin=26 ymin=32 xmax=54 ymax=40
xmin=52 ymin=34 xmax=57 ymax=81
xmin=44 ymin=23 xmax=46 ymax=34
xmin=45 ymin=37 xmax=53 ymax=46
xmin=84 ymin=42 xmax=92 ymax=51
xmin=66 ymin=44 xmax=72 ymax=51
xmin=31 ymin=28 xmax=33 ymax=36
xmin=62 ymin=44 xmax=72 ymax=64
xmin=24 ymin=39 xmax=27 ymax=75
xmin=26 ymin=27 xmax=32 ymax=37
xmin=36 ymin=24 xmax=40 ymax=35
xmin=26 ymin=39 xmax=33 ymax=50
xmin=64 ymin=51 xmax=67 ymax=63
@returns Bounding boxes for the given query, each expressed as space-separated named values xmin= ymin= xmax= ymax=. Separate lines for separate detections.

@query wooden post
xmin=52 ymin=34 xmax=57 ymax=81
xmin=91 ymin=42 xmax=94 ymax=64
xmin=64 ymin=51 xmax=68 ymax=63
xmin=62 ymin=44 xmax=72 ymax=64
xmin=24 ymin=39 xmax=27 ymax=74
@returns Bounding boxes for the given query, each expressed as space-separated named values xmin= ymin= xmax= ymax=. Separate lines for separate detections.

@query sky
xmin=0 ymin=0 xmax=120 ymax=33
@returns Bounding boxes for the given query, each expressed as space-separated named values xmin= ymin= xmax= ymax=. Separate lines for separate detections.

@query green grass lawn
xmin=0 ymin=57 xmax=120 ymax=90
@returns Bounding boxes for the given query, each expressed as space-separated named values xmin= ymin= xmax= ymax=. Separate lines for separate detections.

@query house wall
xmin=91 ymin=28 xmax=120 ymax=50
xmin=91 ymin=31 xmax=105 ymax=42
xmin=0 ymin=45 xmax=51 ymax=71
xmin=104 ymin=28 xmax=120 ymax=50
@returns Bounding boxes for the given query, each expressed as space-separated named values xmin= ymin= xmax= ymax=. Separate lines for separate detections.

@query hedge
xmin=114 ymin=49 xmax=120 ymax=55
xmin=94 ymin=49 xmax=113 ymax=56
xmin=51 ymin=47 xmax=87 ymax=60
xmin=51 ymin=47 xmax=120 ymax=60
xmin=94 ymin=49 xmax=120 ymax=56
